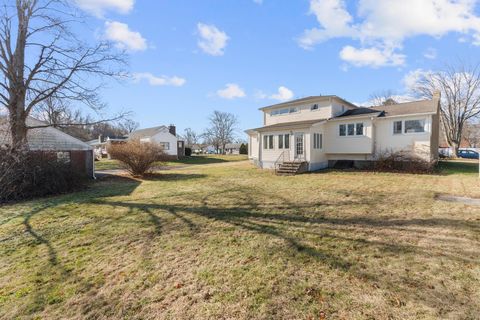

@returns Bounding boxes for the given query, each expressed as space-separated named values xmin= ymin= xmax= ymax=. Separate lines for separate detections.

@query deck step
xmin=276 ymin=161 xmax=307 ymax=176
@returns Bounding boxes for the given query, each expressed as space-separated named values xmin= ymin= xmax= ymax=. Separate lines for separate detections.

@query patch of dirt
xmin=436 ymin=194 xmax=480 ymax=206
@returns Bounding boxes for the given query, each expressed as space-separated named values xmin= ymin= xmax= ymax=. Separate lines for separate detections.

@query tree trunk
xmin=451 ymin=142 xmax=459 ymax=158
xmin=8 ymin=106 xmax=28 ymax=148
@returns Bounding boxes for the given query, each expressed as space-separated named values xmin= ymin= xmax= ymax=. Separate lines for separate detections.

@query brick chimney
xmin=168 ymin=124 xmax=176 ymax=136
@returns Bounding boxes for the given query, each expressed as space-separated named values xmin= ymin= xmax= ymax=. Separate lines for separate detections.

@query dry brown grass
xmin=0 ymin=161 xmax=479 ymax=319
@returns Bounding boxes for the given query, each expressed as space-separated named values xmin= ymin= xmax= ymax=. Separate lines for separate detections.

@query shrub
xmin=107 ymin=139 xmax=168 ymax=177
xmin=239 ymin=143 xmax=248 ymax=155
xmin=185 ymin=147 xmax=192 ymax=157
xmin=0 ymin=148 xmax=87 ymax=203
xmin=374 ymin=150 xmax=435 ymax=173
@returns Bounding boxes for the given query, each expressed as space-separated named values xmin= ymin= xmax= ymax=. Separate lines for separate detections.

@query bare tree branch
xmin=412 ymin=61 xmax=480 ymax=156
xmin=0 ymin=0 xmax=127 ymax=148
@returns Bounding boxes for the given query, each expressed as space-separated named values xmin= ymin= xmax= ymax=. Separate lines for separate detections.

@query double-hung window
xmin=263 ymin=135 xmax=274 ymax=149
xmin=393 ymin=121 xmax=402 ymax=134
xmin=313 ymin=133 xmax=323 ymax=149
xmin=347 ymin=124 xmax=355 ymax=136
xmin=356 ymin=123 xmax=364 ymax=135
xmin=339 ymin=124 xmax=346 ymax=136
xmin=278 ymin=134 xmax=290 ymax=149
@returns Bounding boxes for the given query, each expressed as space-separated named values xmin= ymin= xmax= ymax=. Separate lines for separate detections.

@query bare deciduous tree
xmin=119 ymin=119 xmax=139 ymax=134
xmin=0 ymin=0 xmax=126 ymax=148
xmin=369 ymin=90 xmax=398 ymax=107
xmin=412 ymin=62 xmax=480 ymax=156
xmin=182 ymin=128 xmax=199 ymax=147
xmin=204 ymin=111 xmax=238 ymax=154
xmin=463 ymin=121 xmax=480 ymax=148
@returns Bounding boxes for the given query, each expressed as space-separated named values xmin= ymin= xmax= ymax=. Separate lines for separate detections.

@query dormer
xmin=260 ymin=96 xmax=358 ymax=126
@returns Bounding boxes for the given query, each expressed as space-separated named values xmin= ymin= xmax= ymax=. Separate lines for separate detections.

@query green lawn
xmin=0 ymin=161 xmax=479 ymax=319
xmin=94 ymin=154 xmax=248 ymax=171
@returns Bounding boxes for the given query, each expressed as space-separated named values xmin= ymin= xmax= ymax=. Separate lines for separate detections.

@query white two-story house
xmin=245 ymin=93 xmax=440 ymax=172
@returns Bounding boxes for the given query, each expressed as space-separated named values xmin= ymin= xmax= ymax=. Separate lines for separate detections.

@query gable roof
xmin=334 ymin=99 xmax=438 ymax=119
xmin=376 ymin=99 xmax=437 ymax=117
xmin=259 ymin=95 xmax=358 ymax=111
xmin=0 ymin=117 xmax=92 ymax=151
xmin=129 ymin=125 xmax=171 ymax=139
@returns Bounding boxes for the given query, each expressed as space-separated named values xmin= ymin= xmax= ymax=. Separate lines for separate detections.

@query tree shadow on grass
xmin=91 ymin=184 xmax=480 ymax=314
xmin=436 ymin=160 xmax=478 ymax=175
xmin=141 ymin=173 xmax=207 ymax=181
xmin=7 ymin=175 xmax=144 ymax=316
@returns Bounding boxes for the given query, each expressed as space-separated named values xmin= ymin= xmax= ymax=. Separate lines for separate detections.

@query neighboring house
xmin=0 ymin=117 xmax=95 ymax=178
xmin=129 ymin=125 xmax=185 ymax=158
xmin=86 ymin=136 xmax=127 ymax=160
xmin=225 ymin=143 xmax=241 ymax=154
xmin=246 ymin=93 xmax=440 ymax=172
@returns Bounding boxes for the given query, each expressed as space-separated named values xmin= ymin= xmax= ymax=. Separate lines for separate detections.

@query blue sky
xmin=74 ymin=0 xmax=480 ymax=137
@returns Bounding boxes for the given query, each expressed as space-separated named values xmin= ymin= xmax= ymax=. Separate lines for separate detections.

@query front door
xmin=294 ymin=133 xmax=304 ymax=160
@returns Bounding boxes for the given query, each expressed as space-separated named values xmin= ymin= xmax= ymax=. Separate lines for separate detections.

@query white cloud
xmin=270 ymin=86 xmax=294 ymax=101
xmin=299 ymin=0 xmax=355 ymax=49
xmin=299 ymin=0 xmax=480 ymax=67
xmin=423 ymin=48 xmax=437 ymax=60
xmin=253 ymin=0 xmax=263 ymax=4
xmin=75 ymin=0 xmax=134 ymax=17
xmin=255 ymin=87 xmax=295 ymax=101
xmin=104 ymin=21 xmax=147 ymax=51
xmin=339 ymin=45 xmax=405 ymax=67
xmin=133 ymin=73 xmax=186 ymax=87
xmin=402 ymin=69 xmax=432 ymax=91
xmin=216 ymin=83 xmax=246 ymax=99
xmin=197 ymin=23 xmax=229 ymax=56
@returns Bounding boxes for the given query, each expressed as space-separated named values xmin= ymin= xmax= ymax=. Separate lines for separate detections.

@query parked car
xmin=457 ymin=149 xmax=479 ymax=159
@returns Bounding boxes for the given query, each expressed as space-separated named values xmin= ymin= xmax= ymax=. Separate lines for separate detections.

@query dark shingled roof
xmin=251 ymin=119 xmax=326 ymax=132
xmin=335 ymin=107 xmax=383 ymax=118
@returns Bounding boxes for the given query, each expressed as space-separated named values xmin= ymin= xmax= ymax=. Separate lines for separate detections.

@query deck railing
xmin=274 ymin=150 xmax=289 ymax=174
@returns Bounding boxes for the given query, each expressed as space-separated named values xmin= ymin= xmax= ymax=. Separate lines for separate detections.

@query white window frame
xmin=310 ymin=104 xmax=319 ymax=111
xmin=404 ymin=119 xmax=426 ymax=134
xmin=393 ymin=120 xmax=402 ymax=135
xmin=339 ymin=123 xmax=365 ymax=137
xmin=263 ymin=135 xmax=274 ymax=149
xmin=277 ymin=134 xmax=290 ymax=149
xmin=313 ymin=133 xmax=323 ymax=149
xmin=392 ymin=118 xmax=427 ymax=135
xmin=159 ymin=142 xmax=170 ymax=150
xmin=270 ymin=106 xmax=300 ymax=117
